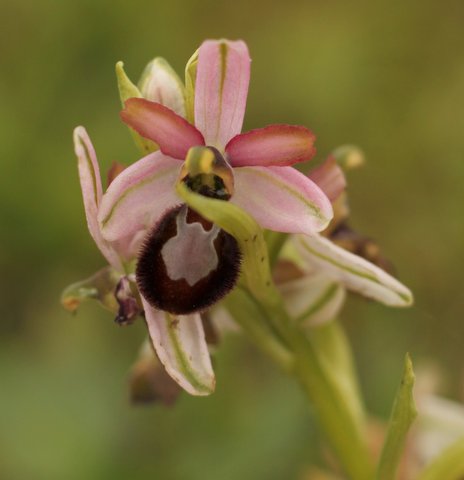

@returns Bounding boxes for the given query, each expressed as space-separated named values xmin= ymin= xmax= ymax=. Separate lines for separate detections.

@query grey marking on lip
xmin=161 ymin=206 xmax=220 ymax=286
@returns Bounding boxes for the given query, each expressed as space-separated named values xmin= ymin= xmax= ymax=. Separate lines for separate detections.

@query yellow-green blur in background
xmin=1 ymin=0 xmax=463 ymax=479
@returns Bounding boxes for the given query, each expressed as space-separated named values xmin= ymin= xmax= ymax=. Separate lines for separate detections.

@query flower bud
xmin=331 ymin=144 xmax=365 ymax=171
xmin=138 ymin=57 xmax=186 ymax=117
xmin=61 ymin=266 xmax=120 ymax=314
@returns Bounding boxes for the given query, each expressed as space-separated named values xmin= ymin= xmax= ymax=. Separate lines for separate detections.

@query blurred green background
xmin=1 ymin=0 xmax=463 ymax=479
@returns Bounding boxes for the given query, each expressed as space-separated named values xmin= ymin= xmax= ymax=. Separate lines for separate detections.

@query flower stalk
xmin=222 ymin=287 xmax=293 ymax=372
xmin=247 ymin=287 xmax=375 ymax=480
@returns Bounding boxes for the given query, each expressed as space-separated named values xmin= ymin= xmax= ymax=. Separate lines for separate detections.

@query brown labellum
xmin=136 ymin=204 xmax=241 ymax=315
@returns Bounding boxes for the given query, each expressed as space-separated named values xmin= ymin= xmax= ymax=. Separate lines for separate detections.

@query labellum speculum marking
xmin=136 ymin=146 xmax=241 ymax=315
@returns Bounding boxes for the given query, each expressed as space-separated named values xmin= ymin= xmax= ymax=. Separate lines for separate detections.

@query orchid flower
xmin=276 ymin=154 xmax=413 ymax=327
xmin=63 ymin=39 xmax=422 ymax=478
xmin=90 ymin=39 xmax=332 ymax=395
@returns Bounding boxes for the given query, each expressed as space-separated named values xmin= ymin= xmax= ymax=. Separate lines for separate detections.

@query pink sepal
xmin=194 ymin=39 xmax=251 ymax=148
xmin=98 ymin=152 xmax=181 ymax=242
xmin=73 ymin=126 xmax=123 ymax=271
xmin=231 ymin=166 xmax=333 ymax=234
xmin=226 ymin=124 xmax=316 ymax=167
xmin=121 ymin=98 xmax=204 ymax=159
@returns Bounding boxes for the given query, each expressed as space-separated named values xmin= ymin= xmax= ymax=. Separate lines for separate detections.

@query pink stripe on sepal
xmin=121 ymin=98 xmax=205 ymax=160
xmin=226 ymin=124 xmax=316 ymax=167
xmin=194 ymin=40 xmax=251 ymax=148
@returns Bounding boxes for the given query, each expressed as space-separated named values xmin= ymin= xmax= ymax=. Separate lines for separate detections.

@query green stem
xmin=246 ymin=287 xmax=375 ymax=480
xmin=307 ymin=322 xmax=367 ymax=431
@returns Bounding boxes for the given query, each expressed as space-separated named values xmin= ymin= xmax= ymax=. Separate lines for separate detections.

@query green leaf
xmin=61 ymin=266 xmax=120 ymax=314
xmin=115 ymin=61 xmax=158 ymax=155
xmin=417 ymin=437 xmax=464 ymax=480
xmin=377 ymin=353 xmax=417 ymax=480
